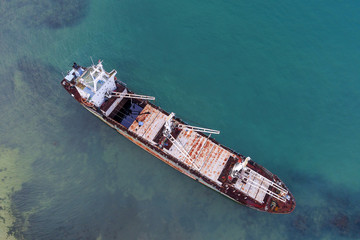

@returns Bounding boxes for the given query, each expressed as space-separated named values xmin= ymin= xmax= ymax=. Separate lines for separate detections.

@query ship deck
xmin=95 ymin=97 xmax=272 ymax=205
xmin=98 ymin=87 xmax=285 ymax=207
xmin=62 ymin=63 xmax=295 ymax=213
xmin=128 ymin=104 xmax=168 ymax=142
xmin=234 ymin=169 xmax=270 ymax=203
xmin=127 ymin=103 xmax=237 ymax=185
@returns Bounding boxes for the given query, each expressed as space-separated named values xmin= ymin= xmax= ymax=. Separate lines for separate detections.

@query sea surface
xmin=0 ymin=0 xmax=359 ymax=239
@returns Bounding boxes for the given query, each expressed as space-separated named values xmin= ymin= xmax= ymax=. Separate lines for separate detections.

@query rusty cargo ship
xmin=61 ymin=61 xmax=296 ymax=213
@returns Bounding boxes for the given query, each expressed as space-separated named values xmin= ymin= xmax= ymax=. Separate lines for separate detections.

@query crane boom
xmin=163 ymin=112 xmax=200 ymax=170
xmin=166 ymin=134 xmax=200 ymax=170
xmin=177 ymin=124 xmax=220 ymax=135
xmin=110 ymin=92 xmax=155 ymax=101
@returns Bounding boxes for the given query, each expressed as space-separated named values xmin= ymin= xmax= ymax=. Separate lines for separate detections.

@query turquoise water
xmin=0 ymin=0 xmax=359 ymax=239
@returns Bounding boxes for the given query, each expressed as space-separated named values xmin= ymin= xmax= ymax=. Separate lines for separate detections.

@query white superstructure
xmin=74 ymin=61 xmax=117 ymax=107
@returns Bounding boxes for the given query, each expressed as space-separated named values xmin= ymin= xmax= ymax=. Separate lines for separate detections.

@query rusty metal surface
xmin=193 ymin=140 xmax=215 ymax=169
xmin=168 ymin=129 xmax=200 ymax=165
xmin=128 ymin=104 xmax=168 ymax=143
xmin=188 ymin=133 xmax=207 ymax=161
xmin=200 ymin=144 xmax=232 ymax=182
xmin=167 ymin=129 xmax=193 ymax=164
xmin=129 ymin=103 xmax=235 ymax=183
xmin=129 ymin=104 xmax=160 ymax=136
xmin=144 ymin=111 xmax=167 ymax=141
xmin=164 ymin=119 xmax=235 ymax=182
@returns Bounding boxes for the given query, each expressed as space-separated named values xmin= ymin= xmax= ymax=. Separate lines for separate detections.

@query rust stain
xmin=128 ymin=104 xmax=234 ymax=182
xmin=194 ymin=140 xmax=213 ymax=167
xmin=144 ymin=111 xmax=167 ymax=141
xmin=128 ymin=104 xmax=168 ymax=143
xmin=188 ymin=134 xmax=207 ymax=158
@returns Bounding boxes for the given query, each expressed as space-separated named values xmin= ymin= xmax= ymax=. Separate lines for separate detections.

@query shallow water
xmin=0 ymin=0 xmax=359 ymax=239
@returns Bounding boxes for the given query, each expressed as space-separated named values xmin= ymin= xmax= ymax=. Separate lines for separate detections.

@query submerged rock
xmin=17 ymin=57 xmax=56 ymax=97
xmin=35 ymin=0 xmax=89 ymax=29
xmin=0 ymin=0 xmax=89 ymax=30
xmin=331 ymin=214 xmax=349 ymax=233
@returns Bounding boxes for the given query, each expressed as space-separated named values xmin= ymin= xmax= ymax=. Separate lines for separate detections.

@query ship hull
xmin=61 ymin=63 xmax=295 ymax=214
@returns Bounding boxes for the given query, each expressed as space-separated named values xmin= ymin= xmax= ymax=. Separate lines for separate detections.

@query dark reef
xmin=0 ymin=0 xmax=89 ymax=30
xmin=17 ymin=57 xmax=59 ymax=99
xmin=287 ymin=170 xmax=360 ymax=239
xmin=30 ymin=0 xmax=89 ymax=29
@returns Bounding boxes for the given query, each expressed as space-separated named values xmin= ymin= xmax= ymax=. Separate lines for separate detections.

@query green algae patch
xmin=0 ymin=146 xmax=32 ymax=240
xmin=0 ymin=58 xmax=70 ymax=239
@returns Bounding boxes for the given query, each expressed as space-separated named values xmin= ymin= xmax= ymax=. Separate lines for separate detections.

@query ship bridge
xmin=74 ymin=62 xmax=117 ymax=107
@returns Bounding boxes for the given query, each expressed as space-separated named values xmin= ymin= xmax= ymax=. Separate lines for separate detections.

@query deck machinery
xmin=61 ymin=61 xmax=296 ymax=213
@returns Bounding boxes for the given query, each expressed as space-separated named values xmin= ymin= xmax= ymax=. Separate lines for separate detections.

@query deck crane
xmin=231 ymin=157 xmax=251 ymax=178
xmin=107 ymin=91 xmax=155 ymax=101
xmin=162 ymin=112 xmax=220 ymax=170
xmin=176 ymin=124 xmax=220 ymax=135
